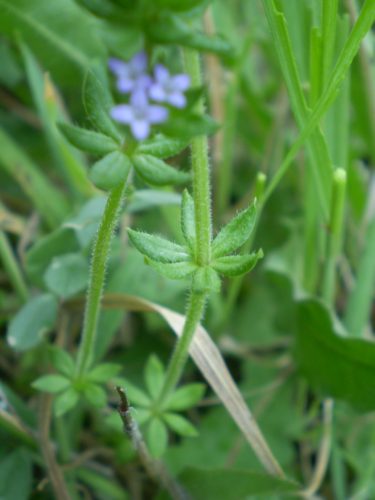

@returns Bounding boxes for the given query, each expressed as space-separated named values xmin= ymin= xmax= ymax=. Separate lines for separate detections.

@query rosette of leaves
xmin=74 ymin=0 xmax=234 ymax=63
xmin=31 ymin=347 xmax=122 ymax=416
xmin=115 ymin=355 xmax=205 ymax=457
xmin=128 ymin=191 xmax=263 ymax=293
xmin=58 ymin=72 xmax=218 ymax=190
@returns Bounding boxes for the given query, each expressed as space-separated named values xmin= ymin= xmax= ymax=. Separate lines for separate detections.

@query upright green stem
xmin=75 ymin=181 xmax=127 ymax=377
xmin=322 ymin=168 xmax=347 ymax=303
xmin=157 ymin=49 xmax=212 ymax=404
xmin=183 ymin=48 xmax=212 ymax=266
xmin=0 ymin=231 xmax=28 ymax=302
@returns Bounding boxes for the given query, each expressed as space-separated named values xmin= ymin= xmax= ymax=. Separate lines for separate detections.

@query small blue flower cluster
xmin=109 ymin=52 xmax=190 ymax=141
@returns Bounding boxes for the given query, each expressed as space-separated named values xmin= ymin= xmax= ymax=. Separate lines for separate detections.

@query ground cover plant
xmin=0 ymin=0 xmax=374 ymax=498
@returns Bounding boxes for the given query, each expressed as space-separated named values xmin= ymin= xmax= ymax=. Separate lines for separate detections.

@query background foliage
xmin=0 ymin=0 xmax=374 ymax=498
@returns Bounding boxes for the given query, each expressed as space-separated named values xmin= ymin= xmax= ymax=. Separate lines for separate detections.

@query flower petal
xmin=117 ymin=77 xmax=134 ymax=93
xmin=148 ymin=105 xmax=169 ymax=124
xmin=168 ymin=91 xmax=186 ymax=108
xmin=132 ymin=120 xmax=150 ymax=140
xmin=149 ymin=83 xmax=168 ymax=102
xmin=131 ymin=51 xmax=148 ymax=73
xmin=154 ymin=64 xmax=170 ymax=84
xmin=172 ymin=74 xmax=190 ymax=91
xmin=131 ymin=89 xmax=149 ymax=109
xmin=108 ymin=58 xmax=127 ymax=76
xmin=110 ymin=105 xmax=134 ymax=124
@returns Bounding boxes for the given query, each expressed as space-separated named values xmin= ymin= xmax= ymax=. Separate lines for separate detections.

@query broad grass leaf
xmin=0 ymin=449 xmax=32 ymax=500
xmin=296 ymin=299 xmax=375 ymax=411
xmin=179 ymin=467 xmax=299 ymax=500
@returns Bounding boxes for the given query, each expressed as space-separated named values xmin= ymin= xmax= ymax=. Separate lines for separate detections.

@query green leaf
xmin=90 ymin=151 xmax=131 ymax=191
xmin=179 ymin=467 xmax=299 ymax=500
xmin=7 ymin=294 xmax=58 ymax=351
xmin=44 ymin=253 xmax=89 ymax=299
xmin=20 ymin=43 xmax=92 ymax=197
xmin=165 ymin=383 xmax=205 ymax=411
xmin=0 ymin=0 xmax=104 ymax=85
xmin=161 ymin=113 xmax=219 ymax=140
xmin=147 ymin=259 xmax=197 ymax=280
xmin=58 ymin=123 xmax=119 ymax=155
xmin=114 ymin=379 xmax=151 ymax=407
xmin=181 ymin=190 xmax=196 ymax=251
xmin=32 ymin=375 xmax=70 ymax=393
xmin=88 ymin=363 xmax=122 ymax=383
xmin=133 ymin=154 xmax=190 ymax=186
xmin=25 ymin=227 xmax=80 ymax=287
xmin=128 ymin=229 xmax=190 ymax=263
xmin=83 ymin=383 xmax=107 ymax=408
xmin=148 ymin=14 xmax=234 ymax=60
xmin=212 ymin=250 xmax=263 ymax=277
xmin=212 ymin=201 xmax=257 ymax=258
xmin=0 ymin=449 xmax=32 ymax=500
xmin=133 ymin=408 xmax=151 ymax=426
xmin=296 ymin=299 xmax=375 ymax=411
xmin=147 ymin=418 xmax=168 ymax=458
xmin=0 ymin=127 xmax=68 ymax=228
xmin=154 ymin=0 xmax=206 ymax=12
xmin=127 ymin=190 xmax=181 ymax=213
xmin=163 ymin=413 xmax=198 ymax=437
xmin=192 ymin=267 xmax=221 ymax=294
xmin=54 ymin=387 xmax=79 ymax=417
xmin=144 ymin=355 xmax=165 ymax=399
xmin=100 ymin=23 xmax=143 ymax=60
xmin=137 ymin=135 xmax=188 ymax=159
xmin=83 ymin=71 xmax=123 ymax=142
xmin=49 ymin=347 xmax=75 ymax=377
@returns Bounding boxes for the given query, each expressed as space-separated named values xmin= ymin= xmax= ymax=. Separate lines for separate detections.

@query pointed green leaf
xmin=44 ymin=253 xmax=89 ymax=299
xmin=87 ymin=363 xmax=122 ymax=383
xmin=163 ymin=413 xmax=198 ymax=437
xmin=192 ymin=267 xmax=221 ymax=294
xmin=89 ymin=151 xmax=131 ymax=191
xmin=114 ymin=380 xmax=151 ymax=408
xmin=147 ymin=259 xmax=197 ymax=280
xmin=137 ymin=135 xmax=188 ymax=159
xmin=128 ymin=229 xmax=190 ymax=263
xmin=212 ymin=250 xmax=263 ymax=277
xmin=83 ymin=383 xmax=107 ymax=408
xmin=133 ymin=408 xmax=151 ymax=426
xmin=49 ymin=347 xmax=75 ymax=377
xmin=58 ymin=123 xmax=119 ymax=155
xmin=144 ymin=355 xmax=165 ymax=399
xmin=7 ymin=294 xmax=58 ymax=351
xmin=212 ymin=201 xmax=257 ymax=258
xmin=147 ymin=418 xmax=168 ymax=458
xmin=83 ymin=72 xmax=122 ymax=142
xmin=133 ymin=154 xmax=190 ymax=186
xmin=165 ymin=383 xmax=205 ymax=411
xmin=32 ymin=375 xmax=70 ymax=393
xmin=54 ymin=387 xmax=79 ymax=417
xmin=181 ymin=190 xmax=196 ymax=250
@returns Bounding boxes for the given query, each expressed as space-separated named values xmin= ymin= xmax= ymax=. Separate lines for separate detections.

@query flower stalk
xmin=75 ymin=180 xmax=128 ymax=377
xmin=157 ymin=48 xmax=212 ymax=405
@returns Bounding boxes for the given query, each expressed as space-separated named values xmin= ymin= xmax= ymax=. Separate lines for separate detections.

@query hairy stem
xmin=75 ymin=181 xmax=127 ymax=377
xmin=183 ymin=48 xmax=212 ymax=266
xmin=157 ymin=292 xmax=207 ymax=405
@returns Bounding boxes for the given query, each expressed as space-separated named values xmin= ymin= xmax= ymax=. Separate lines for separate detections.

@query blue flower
xmin=108 ymin=51 xmax=151 ymax=94
xmin=149 ymin=64 xmax=190 ymax=108
xmin=110 ymin=90 xmax=168 ymax=141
